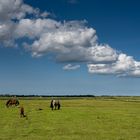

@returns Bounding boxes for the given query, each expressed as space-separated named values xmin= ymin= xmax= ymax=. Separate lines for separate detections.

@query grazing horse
xmin=50 ymin=100 xmax=61 ymax=110
xmin=6 ymin=98 xmax=19 ymax=107
xmin=20 ymin=106 xmax=26 ymax=117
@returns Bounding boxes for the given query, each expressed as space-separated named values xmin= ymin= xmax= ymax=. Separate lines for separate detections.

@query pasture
xmin=0 ymin=97 xmax=140 ymax=140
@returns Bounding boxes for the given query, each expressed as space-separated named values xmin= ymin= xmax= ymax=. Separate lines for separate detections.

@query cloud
xmin=63 ymin=64 xmax=80 ymax=70
xmin=0 ymin=0 xmax=49 ymax=46
xmin=19 ymin=19 xmax=117 ymax=64
xmin=15 ymin=18 xmax=61 ymax=39
xmin=0 ymin=0 xmax=140 ymax=77
xmin=0 ymin=21 xmax=16 ymax=47
xmin=88 ymin=54 xmax=140 ymax=77
xmin=0 ymin=0 xmax=37 ymax=21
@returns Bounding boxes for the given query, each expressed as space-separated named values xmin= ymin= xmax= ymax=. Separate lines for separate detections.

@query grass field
xmin=0 ymin=97 xmax=140 ymax=140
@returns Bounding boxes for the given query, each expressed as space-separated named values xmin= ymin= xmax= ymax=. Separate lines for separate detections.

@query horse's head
xmin=6 ymin=99 xmax=11 ymax=107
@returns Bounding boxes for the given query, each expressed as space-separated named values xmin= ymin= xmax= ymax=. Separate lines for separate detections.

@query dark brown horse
xmin=50 ymin=100 xmax=61 ymax=110
xmin=6 ymin=98 xmax=19 ymax=107
xmin=20 ymin=106 xmax=26 ymax=117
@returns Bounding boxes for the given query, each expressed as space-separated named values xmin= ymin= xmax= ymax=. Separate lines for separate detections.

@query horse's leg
xmin=9 ymin=102 xmax=12 ymax=107
xmin=58 ymin=104 xmax=60 ymax=110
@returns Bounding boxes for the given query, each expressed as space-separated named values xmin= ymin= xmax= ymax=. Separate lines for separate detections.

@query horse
xmin=50 ymin=100 xmax=61 ymax=110
xmin=20 ymin=106 xmax=26 ymax=118
xmin=6 ymin=98 xmax=19 ymax=107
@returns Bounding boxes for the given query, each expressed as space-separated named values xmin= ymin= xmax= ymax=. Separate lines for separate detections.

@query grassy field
xmin=0 ymin=97 xmax=140 ymax=140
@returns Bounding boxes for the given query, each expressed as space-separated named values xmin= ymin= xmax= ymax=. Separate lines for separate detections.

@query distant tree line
xmin=0 ymin=94 xmax=96 ymax=97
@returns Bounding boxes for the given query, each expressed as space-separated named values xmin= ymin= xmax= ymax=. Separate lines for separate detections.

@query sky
xmin=0 ymin=0 xmax=140 ymax=95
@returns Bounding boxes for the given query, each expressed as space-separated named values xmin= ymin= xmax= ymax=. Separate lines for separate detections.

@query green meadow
xmin=0 ymin=97 xmax=140 ymax=140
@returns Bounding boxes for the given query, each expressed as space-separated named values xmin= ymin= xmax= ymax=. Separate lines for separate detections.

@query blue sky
xmin=0 ymin=0 xmax=140 ymax=95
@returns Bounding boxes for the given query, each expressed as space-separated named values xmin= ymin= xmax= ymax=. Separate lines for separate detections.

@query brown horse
xmin=20 ymin=106 xmax=26 ymax=117
xmin=6 ymin=98 xmax=19 ymax=107
xmin=50 ymin=100 xmax=61 ymax=110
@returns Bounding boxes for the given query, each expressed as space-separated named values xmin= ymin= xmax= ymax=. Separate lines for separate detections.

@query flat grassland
xmin=0 ymin=97 xmax=140 ymax=140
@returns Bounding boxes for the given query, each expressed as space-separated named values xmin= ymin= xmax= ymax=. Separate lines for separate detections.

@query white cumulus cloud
xmin=88 ymin=54 xmax=140 ymax=77
xmin=63 ymin=64 xmax=80 ymax=70
xmin=0 ymin=0 xmax=37 ymax=21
